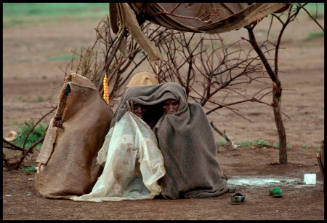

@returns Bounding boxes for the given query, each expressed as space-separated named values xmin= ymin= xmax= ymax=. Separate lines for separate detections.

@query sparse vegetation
xmin=254 ymin=139 xmax=272 ymax=148
xmin=302 ymin=3 xmax=324 ymax=19
xmin=48 ymin=55 xmax=77 ymax=61
xmin=216 ymin=138 xmax=292 ymax=149
xmin=217 ymin=138 xmax=228 ymax=147
xmin=12 ymin=121 xmax=47 ymax=150
xmin=19 ymin=165 xmax=37 ymax=173
xmin=273 ymin=143 xmax=291 ymax=150
xmin=32 ymin=96 xmax=45 ymax=103
xmin=306 ymin=32 xmax=324 ymax=40
xmin=3 ymin=3 xmax=109 ymax=27
xmin=241 ymin=141 xmax=252 ymax=147
xmin=273 ymin=143 xmax=279 ymax=148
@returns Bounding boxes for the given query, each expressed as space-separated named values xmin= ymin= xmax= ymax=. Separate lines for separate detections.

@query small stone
xmin=5 ymin=194 xmax=12 ymax=197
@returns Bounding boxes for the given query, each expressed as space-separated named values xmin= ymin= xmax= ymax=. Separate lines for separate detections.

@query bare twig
xmin=3 ymin=139 xmax=24 ymax=151
xmin=298 ymin=4 xmax=324 ymax=32
xmin=15 ymin=134 xmax=46 ymax=169
xmin=22 ymin=107 xmax=56 ymax=149
xmin=3 ymin=106 xmax=56 ymax=169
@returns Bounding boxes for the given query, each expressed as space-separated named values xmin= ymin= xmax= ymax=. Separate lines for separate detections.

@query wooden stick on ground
xmin=210 ymin=121 xmax=233 ymax=146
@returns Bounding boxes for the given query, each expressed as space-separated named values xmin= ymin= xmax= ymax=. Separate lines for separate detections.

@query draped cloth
xmin=112 ymin=82 xmax=228 ymax=199
xmin=109 ymin=3 xmax=290 ymax=61
xmin=128 ymin=3 xmax=290 ymax=33
xmin=70 ymin=111 xmax=166 ymax=202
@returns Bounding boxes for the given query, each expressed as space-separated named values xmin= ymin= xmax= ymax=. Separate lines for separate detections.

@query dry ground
xmin=3 ymin=12 xmax=324 ymax=220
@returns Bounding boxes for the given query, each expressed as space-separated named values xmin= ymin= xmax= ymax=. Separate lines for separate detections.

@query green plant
xmin=306 ymin=32 xmax=324 ymax=40
xmin=32 ymin=96 xmax=45 ymax=102
xmin=19 ymin=165 xmax=37 ymax=173
xmin=12 ymin=121 xmax=47 ymax=150
xmin=217 ymin=138 xmax=228 ymax=147
xmin=303 ymin=3 xmax=324 ymax=18
xmin=254 ymin=139 xmax=272 ymax=147
xmin=48 ymin=55 xmax=77 ymax=61
xmin=3 ymin=3 xmax=109 ymax=16
xmin=240 ymin=141 xmax=252 ymax=147
xmin=294 ymin=3 xmax=324 ymax=19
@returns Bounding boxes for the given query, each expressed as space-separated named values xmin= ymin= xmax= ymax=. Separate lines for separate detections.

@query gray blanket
xmin=112 ymin=82 xmax=228 ymax=199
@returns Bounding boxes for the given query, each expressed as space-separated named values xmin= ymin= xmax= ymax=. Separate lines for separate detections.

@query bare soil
xmin=3 ymin=14 xmax=324 ymax=220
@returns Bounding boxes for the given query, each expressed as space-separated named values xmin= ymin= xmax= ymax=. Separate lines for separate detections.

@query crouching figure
xmin=72 ymin=81 xmax=228 ymax=201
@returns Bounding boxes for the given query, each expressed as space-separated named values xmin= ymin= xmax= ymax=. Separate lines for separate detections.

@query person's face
xmin=133 ymin=103 xmax=147 ymax=118
xmin=163 ymin=99 xmax=179 ymax=114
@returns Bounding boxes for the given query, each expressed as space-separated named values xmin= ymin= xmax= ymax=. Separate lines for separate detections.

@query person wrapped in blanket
xmin=71 ymin=72 xmax=228 ymax=201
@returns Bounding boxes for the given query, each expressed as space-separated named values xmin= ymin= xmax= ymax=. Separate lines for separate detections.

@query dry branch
xmin=245 ymin=4 xmax=305 ymax=164
xmin=65 ymin=17 xmax=171 ymax=108
xmin=3 ymin=107 xmax=56 ymax=170
xmin=150 ymin=30 xmax=272 ymax=118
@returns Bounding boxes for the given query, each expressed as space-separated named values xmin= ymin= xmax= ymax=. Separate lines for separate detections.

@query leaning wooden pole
xmin=96 ymin=29 xmax=127 ymax=89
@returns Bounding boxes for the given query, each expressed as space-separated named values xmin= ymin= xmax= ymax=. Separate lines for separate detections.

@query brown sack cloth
xmin=35 ymin=73 xmax=113 ymax=199
xmin=111 ymin=82 xmax=228 ymax=199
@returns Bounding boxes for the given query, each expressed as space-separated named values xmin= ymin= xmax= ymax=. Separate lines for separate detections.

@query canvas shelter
xmin=109 ymin=3 xmax=290 ymax=61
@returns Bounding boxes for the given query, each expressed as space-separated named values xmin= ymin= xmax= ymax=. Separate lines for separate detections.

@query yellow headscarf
xmin=126 ymin=72 xmax=158 ymax=88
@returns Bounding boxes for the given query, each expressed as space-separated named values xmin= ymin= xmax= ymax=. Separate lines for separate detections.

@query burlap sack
xmin=35 ymin=73 xmax=113 ymax=199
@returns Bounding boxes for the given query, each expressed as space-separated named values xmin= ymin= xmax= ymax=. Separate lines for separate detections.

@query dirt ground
xmin=3 ymin=12 xmax=324 ymax=220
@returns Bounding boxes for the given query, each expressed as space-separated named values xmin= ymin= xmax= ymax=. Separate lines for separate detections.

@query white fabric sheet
xmin=71 ymin=112 xmax=166 ymax=202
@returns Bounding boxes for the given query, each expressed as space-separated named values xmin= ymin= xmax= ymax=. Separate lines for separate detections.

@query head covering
xmin=111 ymin=82 xmax=228 ymax=199
xmin=111 ymin=82 xmax=186 ymax=128
xmin=126 ymin=72 xmax=159 ymax=88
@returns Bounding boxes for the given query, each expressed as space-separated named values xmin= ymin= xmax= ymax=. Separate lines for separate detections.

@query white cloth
xmin=71 ymin=112 xmax=166 ymax=202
